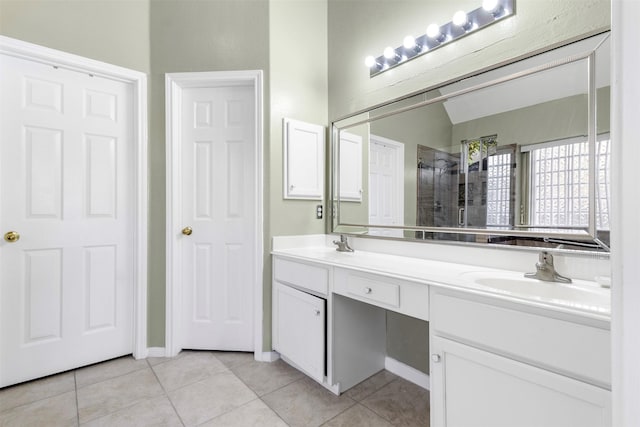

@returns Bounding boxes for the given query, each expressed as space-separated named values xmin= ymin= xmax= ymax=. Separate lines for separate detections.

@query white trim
xmin=165 ymin=70 xmax=264 ymax=359
xmin=146 ymin=347 xmax=167 ymax=358
xmin=385 ymin=356 xmax=430 ymax=390
xmin=257 ymin=351 xmax=280 ymax=362
xmin=0 ymin=36 xmax=148 ymax=361
xmin=611 ymin=2 xmax=640 ymax=425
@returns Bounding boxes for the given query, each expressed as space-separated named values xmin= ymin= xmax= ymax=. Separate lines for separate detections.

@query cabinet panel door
xmin=274 ymin=282 xmax=325 ymax=383
xmin=338 ymin=131 xmax=362 ymax=201
xmin=431 ymin=336 xmax=611 ymax=427
xmin=283 ymin=118 xmax=324 ymax=200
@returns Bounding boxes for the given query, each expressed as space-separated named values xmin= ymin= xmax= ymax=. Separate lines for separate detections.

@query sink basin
xmin=459 ymin=271 xmax=610 ymax=313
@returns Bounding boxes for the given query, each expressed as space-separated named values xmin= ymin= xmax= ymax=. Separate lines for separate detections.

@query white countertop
xmin=272 ymin=243 xmax=611 ymax=322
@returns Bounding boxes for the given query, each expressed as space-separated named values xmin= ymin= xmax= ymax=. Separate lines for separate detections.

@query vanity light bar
xmin=365 ymin=0 xmax=515 ymax=77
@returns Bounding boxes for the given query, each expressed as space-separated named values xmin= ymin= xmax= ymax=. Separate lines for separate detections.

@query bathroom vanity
xmin=271 ymin=235 xmax=611 ymax=427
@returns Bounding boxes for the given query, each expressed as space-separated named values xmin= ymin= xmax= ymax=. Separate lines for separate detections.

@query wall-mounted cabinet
xmin=283 ymin=118 xmax=325 ymax=200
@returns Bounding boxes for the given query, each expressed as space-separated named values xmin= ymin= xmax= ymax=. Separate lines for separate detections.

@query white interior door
xmin=0 ymin=54 xmax=135 ymax=387
xmin=179 ymin=85 xmax=255 ymax=351
xmin=369 ymin=135 xmax=404 ymax=237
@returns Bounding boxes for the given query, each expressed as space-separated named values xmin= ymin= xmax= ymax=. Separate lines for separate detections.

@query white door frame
xmin=165 ymin=71 xmax=265 ymax=360
xmin=0 ymin=36 xmax=149 ymax=359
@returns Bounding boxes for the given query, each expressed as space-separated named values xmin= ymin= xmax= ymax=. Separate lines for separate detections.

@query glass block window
xmin=486 ymin=152 xmax=512 ymax=226
xmin=528 ymin=135 xmax=610 ymax=230
xmin=596 ymin=137 xmax=611 ymax=230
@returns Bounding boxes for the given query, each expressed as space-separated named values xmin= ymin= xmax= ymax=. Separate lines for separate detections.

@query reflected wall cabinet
xmin=283 ymin=118 xmax=325 ymax=200
xmin=338 ymin=131 xmax=363 ymax=201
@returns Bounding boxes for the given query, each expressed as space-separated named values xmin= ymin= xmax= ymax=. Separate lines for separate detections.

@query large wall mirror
xmin=331 ymin=32 xmax=610 ymax=252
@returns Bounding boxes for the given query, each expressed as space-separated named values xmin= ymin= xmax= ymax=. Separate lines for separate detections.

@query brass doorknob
xmin=4 ymin=231 xmax=20 ymax=243
xmin=181 ymin=226 xmax=193 ymax=236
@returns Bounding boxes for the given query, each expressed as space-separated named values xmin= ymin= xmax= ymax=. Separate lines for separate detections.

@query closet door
xmin=0 ymin=54 xmax=135 ymax=387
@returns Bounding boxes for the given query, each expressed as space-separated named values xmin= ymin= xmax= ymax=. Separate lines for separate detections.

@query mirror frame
xmin=330 ymin=33 xmax=610 ymax=251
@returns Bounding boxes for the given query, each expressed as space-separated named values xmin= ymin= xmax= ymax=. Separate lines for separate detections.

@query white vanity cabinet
xmin=272 ymin=257 xmax=329 ymax=383
xmin=429 ymin=289 xmax=611 ymax=427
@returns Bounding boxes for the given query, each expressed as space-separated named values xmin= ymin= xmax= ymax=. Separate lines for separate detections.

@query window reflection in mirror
xmin=332 ymin=32 xmax=610 ymax=251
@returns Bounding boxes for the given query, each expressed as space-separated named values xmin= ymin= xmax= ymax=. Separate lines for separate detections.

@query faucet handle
xmin=539 ymin=251 xmax=553 ymax=265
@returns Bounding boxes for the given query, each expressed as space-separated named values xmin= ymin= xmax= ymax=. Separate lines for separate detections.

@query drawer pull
xmin=364 ymin=287 xmax=372 ymax=294
xmin=314 ymin=309 xmax=321 ymax=316
xmin=431 ymin=354 xmax=441 ymax=363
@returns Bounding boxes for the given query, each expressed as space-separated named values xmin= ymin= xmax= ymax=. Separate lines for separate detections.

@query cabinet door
xmin=430 ymin=336 xmax=611 ymax=427
xmin=338 ymin=131 xmax=362 ymax=201
xmin=273 ymin=282 xmax=325 ymax=383
xmin=283 ymin=118 xmax=324 ymax=200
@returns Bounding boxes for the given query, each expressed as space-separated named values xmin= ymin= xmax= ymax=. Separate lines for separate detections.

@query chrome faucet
xmin=333 ymin=234 xmax=354 ymax=252
xmin=524 ymin=251 xmax=572 ymax=283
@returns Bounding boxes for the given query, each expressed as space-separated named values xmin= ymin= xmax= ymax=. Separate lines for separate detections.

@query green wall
xmin=267 ymin=0 xmax=328 ymax=348
xmin=0 ymin=0 xmax=150 ymax=73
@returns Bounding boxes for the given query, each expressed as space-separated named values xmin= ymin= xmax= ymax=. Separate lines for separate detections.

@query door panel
xmin=180 ymin=86 xmax=255 ymax=351
xmin=369 ymin=137 xmax=403 ymax=237
xmin=273 ymin=282 xmax=325 ymax=383
xmin=0 ymin=54 xmax=134 ymax=387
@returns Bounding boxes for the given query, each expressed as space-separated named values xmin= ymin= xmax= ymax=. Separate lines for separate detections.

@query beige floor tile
xmin=75 ymin=356 xmax=149 ymax=388
xmin=200 ymin=399 xmax=288 ymax=427
xmin=80 ymin=396 xmax=182 ymax=427
xmin=0 ymin=390 xmax=77 ymax=427
xmin=343 ymin=370 xmax=398 ymax=402
xmin=146 ymin=350 xmax=190 ymax=367
xmin=213 ymin=351 xmax=255 ymax=369
xmin=361 ymin=378 xmax=430 ymax=427
xmin=262 ymin=377 xmax=355 ymax=427
xmin=0 ymin=372 xmax=75 ymax=413
xmin=232 ymin=359 xmax=304 ymax=396
xmin=168 ymin=371 xmax=257 ymax=426
xmin=321 ymin=404 xmax=393 ymax=427
xmin=77 ymin=368 xmax=163 ymax=424
xmin=152 ymin=351 xmax=228 ymax=391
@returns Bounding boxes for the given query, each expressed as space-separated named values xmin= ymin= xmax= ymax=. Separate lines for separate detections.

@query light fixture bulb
xmin=364 ymin=55 xmax=376 ymax=68
xmin=426 ymin=23 xmax=441 ymax=39
xmin=482 ymin=0 xmax=499 ymax=12
xmin=403 ymin=35 xmax=416 ymax=50
xmin=383 ymin=46 xmax=396 ymax=60
xmin=452 ymin=10 xmax=468 ymax=27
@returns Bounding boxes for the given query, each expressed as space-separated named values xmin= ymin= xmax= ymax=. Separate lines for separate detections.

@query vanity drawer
xmin=334 ymin=268 xmax=429 ymax=320
xmin=346 ymin=275 xmax=400 ymax=307
xmin=274 ymin=257 xmax=329 ymax=296
xmin=430 ymin=290 xmax=611 ymax=388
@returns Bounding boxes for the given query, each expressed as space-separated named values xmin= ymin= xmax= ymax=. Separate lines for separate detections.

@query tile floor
xmin=0 ymin=351 xmax=429 ymax=427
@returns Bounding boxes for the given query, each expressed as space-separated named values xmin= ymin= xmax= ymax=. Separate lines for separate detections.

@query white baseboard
xmin=256 ymin=351 xmax=280 ymax=362
xmin=147 ymin=347 xmax=167 ymax=358
xmin=385 ymin=356 xmax=430 ymax=390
